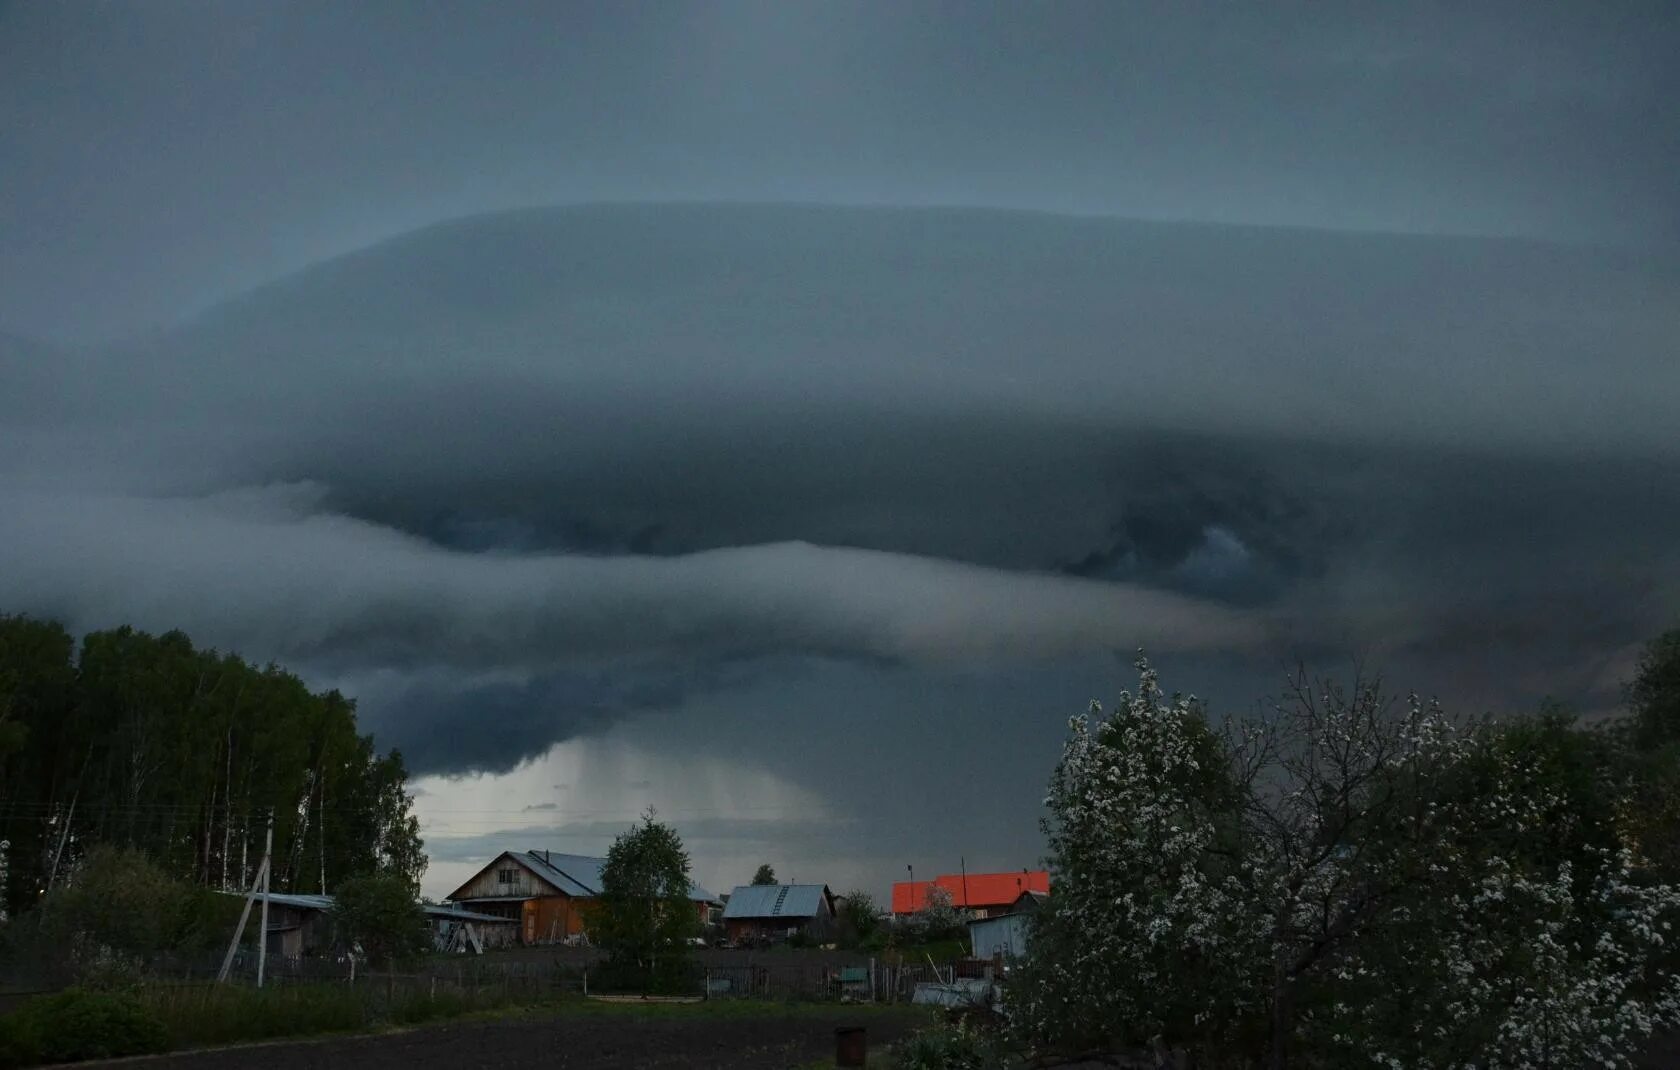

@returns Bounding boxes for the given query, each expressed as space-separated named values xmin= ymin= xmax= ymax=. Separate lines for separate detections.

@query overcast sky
xmin=2 ymin=2 xmax=1678 ymax=900
xmin=3 ymin=0 xmax=1677 ymax=341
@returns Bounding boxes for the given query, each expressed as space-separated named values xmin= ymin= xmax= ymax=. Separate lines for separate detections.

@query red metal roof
xmin=890 ymin=870 xmax=1049 ymax=914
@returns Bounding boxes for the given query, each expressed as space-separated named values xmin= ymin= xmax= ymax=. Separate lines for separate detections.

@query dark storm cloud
xmin=2 ymin=205 xmax=1678 ymax=787
xmin=1 ymin=215 xmax=1678 ymax=904
xmin=2 ymin=2 xmax=1676 ymax=340
xmin=345 ymin=662 xmax=766 ymax=776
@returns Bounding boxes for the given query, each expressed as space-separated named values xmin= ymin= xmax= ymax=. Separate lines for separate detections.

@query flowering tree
xmin=1010 ymin=660 xmax=1269 ymax=1054
xmin=1011 ymin=658 xmax=1680 ymax=1069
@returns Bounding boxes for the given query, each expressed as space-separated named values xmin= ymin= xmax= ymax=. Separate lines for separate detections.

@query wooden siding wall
xmin=521 ymin=896 xmax=590 ymax=944
xmin=453 ymin=857 xmax=559 ymax=900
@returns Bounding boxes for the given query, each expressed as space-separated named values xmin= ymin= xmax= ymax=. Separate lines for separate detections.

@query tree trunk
xmin=220 ymin=725 xmax=233 ymax=889
xmin=318 ymin=776 xmax=327 ymax=894
xmin=1267 ymin=956 xmax=1291 ymax=1070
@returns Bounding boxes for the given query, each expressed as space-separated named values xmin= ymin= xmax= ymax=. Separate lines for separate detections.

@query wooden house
xmin=721 ymin=883 xmax=835 ymax=944
xmin=444 ymin=849 xmax=720 ymax=946
xmin=891 ymin=869 xmax=1050 ymax=918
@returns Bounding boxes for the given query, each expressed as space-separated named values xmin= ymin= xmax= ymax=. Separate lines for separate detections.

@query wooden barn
xmin=721 ymin=883 xmax=835 ymax=944
xmin=425 ymin=903 xmax=521 ymax=952
xmin=253 ymin=892 xmax=336 ymax=960
xmin=224 ymin=891 xmax=517 ymax=958
xmin=445 ymin=849 xmax=720 ymax=946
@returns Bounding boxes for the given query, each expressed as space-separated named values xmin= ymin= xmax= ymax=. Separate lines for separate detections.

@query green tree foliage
xmin=0 ymin=847 xmax=242 ymax=987
xmin=330 ymin=871 xmax=431 ymax=966
xmin=836 ymin=889 xmax=881 ymax=948
xmin=32 ymin=846 xmax=238 ymax=957
xmin=750 ymin=863 xmax=777 ymax=886
xmin=0 ymin=614 xmax=424 ymax=919
xmin=1629 ymin=628 xmax=1680 ymax=750
xmin=1617 ymin=628 xmax=1680 ymax=879
xmin=592 ymin=812 xmax=698 ymax=992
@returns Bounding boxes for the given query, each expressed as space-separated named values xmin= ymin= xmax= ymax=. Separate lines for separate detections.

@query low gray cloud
xmin=0 ymin=482 xmax=1266 ymax=675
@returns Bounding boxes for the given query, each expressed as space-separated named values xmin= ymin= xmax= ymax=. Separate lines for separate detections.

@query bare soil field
xmin=94 ymin=1006 xmax=929 ymax=1070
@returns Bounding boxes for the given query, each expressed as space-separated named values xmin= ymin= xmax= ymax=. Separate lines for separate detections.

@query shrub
xmin=894 ymin=1020 xmax=1005 ymax=1070
xmin=837 ymin=890 xmax=881 ymax=948
xmin=0 ymin=988 xmax=167 ymax=1066
xmin=4 ymin=847 xmax=244 ymax=987
xmin=331 ymin=871 xmax=431 ymax=966
xmin=586 ymin=956 xmax=701 ymax=996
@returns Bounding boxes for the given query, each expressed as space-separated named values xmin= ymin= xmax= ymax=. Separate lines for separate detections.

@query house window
xmin=498 ymin=868 xmax=517 ymax=885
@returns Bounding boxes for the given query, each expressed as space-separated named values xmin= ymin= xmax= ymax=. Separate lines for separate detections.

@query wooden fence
xmin=6 ymin=948 xmax=999 ymax=1007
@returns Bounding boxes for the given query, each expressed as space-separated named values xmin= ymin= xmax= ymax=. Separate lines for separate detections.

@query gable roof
xmin=446 ymin=848 xmax=720 ymax=904
xmin=964 ymin=889 xmax=1047 ymax=926
xmin=890 ymin=870 xmax=1050 ymax=913
xmin=722 ymin=884 xmax=832 ymax=920
xmin=523 ymin=849 xmax=720 ymax=903
xmin=521 ymin=850 xmax=606 ymax=897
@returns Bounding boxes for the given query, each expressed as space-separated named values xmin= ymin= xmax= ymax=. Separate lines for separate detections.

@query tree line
xmin=0 ymin=614 xmax=424 ymax=921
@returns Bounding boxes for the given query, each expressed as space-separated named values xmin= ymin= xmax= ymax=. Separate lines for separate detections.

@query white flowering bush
xmin=902 ymin=885 xmax=966 ymax=943
xmin=1010 ymin=658 xmax=1680 ymax=1069
xmin=1009 ymin=660 xmax=1270 ymax=1054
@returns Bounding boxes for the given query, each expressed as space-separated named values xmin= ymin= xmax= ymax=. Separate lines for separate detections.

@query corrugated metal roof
xmin=423 ymin=904 xmax=518 ymax=925
xmin=891 ymin=871 xmax=1050 ymax=913
xmin=522 ymin=849 xmax=720 ymax=904
xmin=520 ymin=850 xmax=602 ymax=897
xmin=220 ymin=890 xmax=335 ymax=911
xmin=721 ymin=884 xmax=830 ymax=919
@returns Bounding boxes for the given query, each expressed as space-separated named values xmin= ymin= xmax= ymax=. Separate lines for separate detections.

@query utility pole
xmin=960 ymin=856 xmax=970 ymax=914
xmin=256 ymin=814 xmax=274 ymax=988
xmin=217 ymin=811 xmax=274 ymax=984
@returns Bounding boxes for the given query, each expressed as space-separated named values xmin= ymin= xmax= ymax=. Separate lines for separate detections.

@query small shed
xmin=249 ymin=892 xmax=336 ymax=961
xmin=424 ymin=903 xmax=521 ymax=952
xmin=967 ymin=889 xmax=1045 ymax=960
xmin=721 ymin=883 xmax=835 ymax=943
xmin=223 ymin=891 xmax=520 ymax=959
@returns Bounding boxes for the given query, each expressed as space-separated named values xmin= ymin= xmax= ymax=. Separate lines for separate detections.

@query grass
xmin=149 ymin=982 xmax=929 ymax=1046
xmin=138 ymin=977 xmax=598 ymax=1048
xmin=3 ymin=979 xmax=936 ymax=1067
xmin=881 ymin=937 xmax=972 ymax=964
